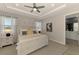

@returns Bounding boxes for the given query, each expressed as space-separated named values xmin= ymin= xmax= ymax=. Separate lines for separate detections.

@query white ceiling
xmin=0 ymin=3 xmax=65 ymax=19
xmin=1 ymin=3 xmax=79 ymax=19
xmin=66 ymin=13 xmax=79 ymax=18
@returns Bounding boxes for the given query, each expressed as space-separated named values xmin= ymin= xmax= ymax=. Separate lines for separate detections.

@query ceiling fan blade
xmin=33 ymin=3 xmax=36 ymax=7
xmin=37 ymin=6 xmax=45 ymax=8
xmin=37 ymin=9 xmax=40 ymax=13
xmin=30 ymin=9 xmax=33 ymax=12
xmin=24 ymin=5 xmax=33 ymax=8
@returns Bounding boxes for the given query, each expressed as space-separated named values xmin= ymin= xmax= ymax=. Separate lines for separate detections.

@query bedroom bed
xmin=16 ymin=34 xmax=48 ymax=55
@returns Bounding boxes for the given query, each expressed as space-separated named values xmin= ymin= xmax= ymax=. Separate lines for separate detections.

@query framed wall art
xmin=46 ymin=23 xmax=52 ymax=32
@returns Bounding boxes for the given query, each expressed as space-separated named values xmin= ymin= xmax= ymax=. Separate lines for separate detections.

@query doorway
xmin=65 ymin=13 xmax=79 ymax=46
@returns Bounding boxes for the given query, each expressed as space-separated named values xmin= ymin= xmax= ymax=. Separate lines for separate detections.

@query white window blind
xmin=1 ymin=16 xmax=16 ymax=32
xmin=35 ymin=21 xmax=42 ymax=31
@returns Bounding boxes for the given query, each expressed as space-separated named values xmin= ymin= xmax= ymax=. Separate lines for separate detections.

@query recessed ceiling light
xmin=51 ymin=4 xmax=55 ymax=7
xmin=15 ymin=4 xmax=19 ymax=6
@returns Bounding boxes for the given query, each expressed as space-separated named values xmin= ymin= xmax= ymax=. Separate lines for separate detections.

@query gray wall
xmin=16 ymin=17 xmax=35 ymax=34
xmin=41 ymin=4 xmax=79 ymax=45
xmin=0 ymin=15 xmax=36 ymax=35
xmin=42 ymin=14 xmax=65 ymax=45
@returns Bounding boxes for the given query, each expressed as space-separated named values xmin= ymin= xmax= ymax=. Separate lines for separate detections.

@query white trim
xmin=6 ymin=6 xmax=39 ymax=17
xmin=65 ymin=11 xmax=79 ymax=16
xmin=50 ymin=39 xmax=65 ymax=45
xmin=41 ymin=4 xmax=66 ymax=17
xmin=6 ymin=4 xmax=66 ymax=19
xmin=64 ymin=15 xmax=66 ymax=45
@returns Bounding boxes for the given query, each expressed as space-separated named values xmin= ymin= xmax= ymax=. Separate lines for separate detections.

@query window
xmin=4 ymin=17 xmax=12 ymax=30
xmin=74 ymin=23 xmax=78 ymax=31
xmin=2 ymin=16 xmax=15 ymax=32
xmin=35 ymin=21 xmax=42 ymax=31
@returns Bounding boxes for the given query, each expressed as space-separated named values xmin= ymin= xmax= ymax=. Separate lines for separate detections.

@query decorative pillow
xmin=27 ymin=28 xmax=33 ymax=34
xmin=22 ymin=31 xmax=27 ymax=35
xmin=20 ymin=29 xmax=27 ymax=36
xmin=33 ymin=31 xmax=37 ymax=34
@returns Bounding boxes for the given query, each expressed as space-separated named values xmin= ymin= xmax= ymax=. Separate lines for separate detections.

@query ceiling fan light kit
xmin=33 ymin=8 xmax=37 ymax=11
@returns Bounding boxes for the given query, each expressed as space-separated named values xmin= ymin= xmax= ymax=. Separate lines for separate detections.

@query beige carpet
xmin=30 ymin=40 xmax=67 ymax=55
xmin=0 ymin=45 xmax=17 ymax=55
xmin=0 ymin=40 xmax=79 ymax=55
xmin=64 ymin=39 xmax=79 ymax=55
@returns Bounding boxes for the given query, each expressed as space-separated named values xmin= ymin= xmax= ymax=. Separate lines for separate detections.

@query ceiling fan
xmin=24 ymin=3 xmax=45 ymax=13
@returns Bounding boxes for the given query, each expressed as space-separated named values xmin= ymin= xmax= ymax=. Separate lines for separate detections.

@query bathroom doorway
xmin=65 ymin=13 xmax=79 ymax=46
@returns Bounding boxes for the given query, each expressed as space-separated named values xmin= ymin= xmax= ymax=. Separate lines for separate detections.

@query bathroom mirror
xmin=66 ymin=14 xmax=78 ymax=32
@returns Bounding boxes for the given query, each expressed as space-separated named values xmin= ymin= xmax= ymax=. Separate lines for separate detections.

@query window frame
xmin=2 ymin=16 xmax=16 ymax=32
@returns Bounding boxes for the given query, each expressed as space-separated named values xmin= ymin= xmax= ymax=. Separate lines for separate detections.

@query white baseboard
xmin=49 ymin=39 xmax=66 ymax=45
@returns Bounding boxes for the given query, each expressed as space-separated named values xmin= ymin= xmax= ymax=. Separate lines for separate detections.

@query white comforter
xmin=16 ymin=34 xmax=48 ymax=55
